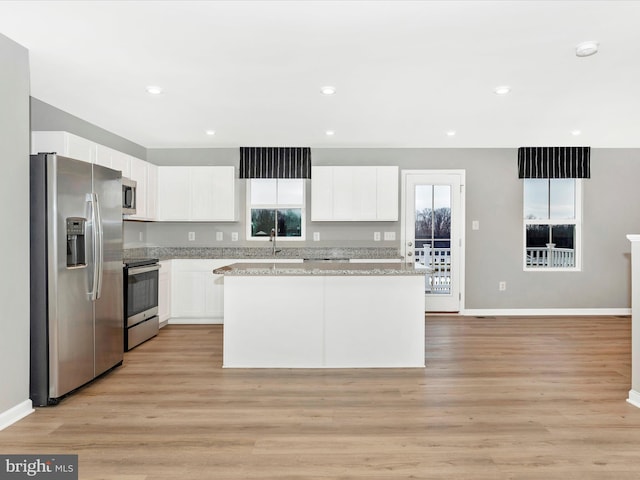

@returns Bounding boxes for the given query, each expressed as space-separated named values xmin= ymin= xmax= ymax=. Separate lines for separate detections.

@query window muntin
xmin=247 ymin=179 xmax=305 ymax=240
xmin=523 ymin=179 xmax=581 ymax=270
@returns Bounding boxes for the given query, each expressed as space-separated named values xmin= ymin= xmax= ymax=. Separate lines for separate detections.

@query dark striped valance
xmin=518 ymin=146 xmax=590 ymax=179
xmin=239 ymin=147 xmax=311 ymax=179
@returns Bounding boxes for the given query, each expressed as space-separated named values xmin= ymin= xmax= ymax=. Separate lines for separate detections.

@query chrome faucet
xmin=269 ymin=228 xmax=280 ymax=255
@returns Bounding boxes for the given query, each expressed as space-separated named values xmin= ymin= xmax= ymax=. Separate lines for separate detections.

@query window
xmin=523 ymin=178 xmax=581 ymax=270
xmin=247 ymin=179 xmax=305 ymax=240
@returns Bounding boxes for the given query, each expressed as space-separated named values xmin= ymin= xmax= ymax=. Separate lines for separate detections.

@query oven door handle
xmin=127 ymin=264 xmax=161 ymax=275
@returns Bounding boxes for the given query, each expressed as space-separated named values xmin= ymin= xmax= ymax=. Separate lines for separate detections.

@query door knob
xmin=408 ymin=242 xmax=413 ymax=247
xmin=407 ymin=252 xmax=413 ymax=256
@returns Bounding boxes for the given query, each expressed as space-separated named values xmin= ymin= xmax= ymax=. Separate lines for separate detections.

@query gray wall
xmin=28 ymin=92 xmax=640 ymax=311
xmin=146 ymin=147 xmax=640 ymax=311
xmin=0 ymin=34 xmax=30 ymax=418
xmin=31 ymin=97 xmax=147 ymax=160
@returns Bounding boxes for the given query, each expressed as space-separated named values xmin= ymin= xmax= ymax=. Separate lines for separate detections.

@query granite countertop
xmin=124 ymin=246 xmax=401 ymax=261
xmin=213 ymin=261 xmax=427 ymax=276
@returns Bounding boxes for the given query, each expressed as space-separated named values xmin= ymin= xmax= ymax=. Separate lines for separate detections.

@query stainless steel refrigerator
xmin=30 ymin=153 xmax=124 ymax=406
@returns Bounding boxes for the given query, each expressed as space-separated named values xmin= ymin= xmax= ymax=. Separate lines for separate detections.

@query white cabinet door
xmin=128 ymin=156 xmax=148 ymax=219
xmin=31 ymin=131 xmax=66 ymax=156
xmin=332 ymin=167 xmax=355 ymax=220
xmin=190 ymin=167 xmax=217 ymax=221
xmin=31 ymin=131 xmax=95 ymax=163
xmin=170 ymin=259 xmax=238 ymax=324
xmin=158 ymin=166 xmax=236 ymax=221
xmin=110 ymin=150 xmax=131 ymax=178
xmin=158 ymin=167 xmax=191 ymax=220
xmin=311 ymin=166 xmax=398 ymax=221
xmin=353 ymin=167 xmax=378 ymax=221
xmin=172 ymin=271 xmax=206 ymax=317
xmin=376 ymin=166 xmax=399 ymax=220
xmin=94 ymin=144 xmax=114 ymax=168
xmin=66 ymin=133 xmax=96 ymax=163
xmin=146 ymin=163 xmax=158 ymax=220
xmin=158 ymin=260 xmax=171 ymax=326
xmin=310 ymin=166 xmax=333 ymax=221
xmin=208 ymin=166 xmax=236 ymax=221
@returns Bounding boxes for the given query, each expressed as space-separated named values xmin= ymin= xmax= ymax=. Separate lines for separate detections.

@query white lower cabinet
xmin=167 ymin=258 xmax=302 ymax=324
xmin=170 ymin=260 xmax=231 ymax=324
xmin=158 ymin=260 xmax=172 ymax=327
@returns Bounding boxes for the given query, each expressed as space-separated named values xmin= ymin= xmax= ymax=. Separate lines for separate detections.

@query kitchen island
xmin=213 ymin=262 xmax=426 ymax=368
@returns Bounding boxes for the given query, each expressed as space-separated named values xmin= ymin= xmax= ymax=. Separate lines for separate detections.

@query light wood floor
xmin=2 ymin=315 xmax=640 ymax=479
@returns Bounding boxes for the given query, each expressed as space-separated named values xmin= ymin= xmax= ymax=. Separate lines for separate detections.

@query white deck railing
xmin=526 ymin=245 xmax=575 ymax=268
xmin=416 ymin=246 xmax=451 ymax=294
xmin=414 ymin=243 xmax=575 ymax=295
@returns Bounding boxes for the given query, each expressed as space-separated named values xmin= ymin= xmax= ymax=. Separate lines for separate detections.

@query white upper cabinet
xmin=376 ymin=166 xmax=400 ymax=220
xmin=33 ymin=131 xmax=159 ymax=220
xmin=158 ymin=167 xmax=191 ymax=220
xmin=311 ymin=166 xmax=399 ymax=221
xmin=146 ymin=163 xmax=158 ymax=220
xmin=95 ymin=144 xmax=132 ymax=178
xmin=128 ymin=156 xmax=147 ymax=220
xmin=32 ymin=131 xmax=96 ymax=164
xmin=157 ymin=166 xmax=237 ymax=222
xmin=310 ymin=166 xmax=333 ymax=221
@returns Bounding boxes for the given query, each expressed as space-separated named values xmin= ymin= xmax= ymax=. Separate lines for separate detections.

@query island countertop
xmin=213 ymin=261 xmax=427 ymax=276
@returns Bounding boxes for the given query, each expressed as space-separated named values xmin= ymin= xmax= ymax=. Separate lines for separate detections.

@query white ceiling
xmin=1 ymin=0 xmax=639 ymax=149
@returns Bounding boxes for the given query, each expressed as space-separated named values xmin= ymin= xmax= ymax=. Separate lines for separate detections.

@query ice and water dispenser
xmin=66 ymin=217 xmax=86 ymax=268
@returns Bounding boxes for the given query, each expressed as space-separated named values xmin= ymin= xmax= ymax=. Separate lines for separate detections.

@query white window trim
xmin=246 ymin=179 xmax=306 ymax=242
xmin=523 ymin=179 xmax=582 ymax=272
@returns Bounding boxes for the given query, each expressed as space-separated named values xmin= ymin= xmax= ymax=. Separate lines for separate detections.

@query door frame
xmin=400 ymin=169 xmax=466 ymax=313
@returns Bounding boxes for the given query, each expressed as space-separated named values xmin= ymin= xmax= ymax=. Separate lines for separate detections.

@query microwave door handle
xmin=94 ymin=193 xmax=104 ymax=300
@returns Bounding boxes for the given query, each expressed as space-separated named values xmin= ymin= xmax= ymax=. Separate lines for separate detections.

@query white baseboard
xmin=462 ymin=308 xmax=631 ymax=317
xmin=168 ymin=317 xmax=223 ymax=325
xmin=627 ymin=389 xmax=640 ymax=408
xmin=0 ymin=399 xmax=34 ymax=431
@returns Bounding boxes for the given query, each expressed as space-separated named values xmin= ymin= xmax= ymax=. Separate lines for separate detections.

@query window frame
xmin=522 ymin=178 xmax=582 ymax=272
xmin=246 ymin=178 xmax=306 ymax=242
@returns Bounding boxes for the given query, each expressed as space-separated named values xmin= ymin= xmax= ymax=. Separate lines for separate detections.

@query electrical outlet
xmin=313 ymin=232 xmax=320 ymax=241
xmin=384 ymin=232 xmax=396 ymax=241
xmin=472 ymin=220 xmax=480 ymax=230
xmin=231 ymin=232 xmax=238 ymax=242
xmin=374 ymin=232 xmax=381 ymax=241
xmin=188 ymin=231 xmax=195 ymax=241
xmin=499 ymin=281 xmax=506 ymax=291
xmin=216 ymin=232 xmax=224 ymax=241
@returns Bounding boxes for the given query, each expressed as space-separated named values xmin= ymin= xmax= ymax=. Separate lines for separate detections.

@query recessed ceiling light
xmin=571 ymin=129 xmax=582 ymax=136
xmin=325 ymin=130 xmax=335 ymax=136
xmin=205 ymin=130 xmax=216 ymax=136
xmin=321 ymin=86 xmax=336 ymax=96
xmin=145 ymin=85 xmax=163 ymax=95
xmin=446 ymin=130 xmax=456 ymax=137
xmin=575 ymin=41 xmax=599 ymax=57
xmin=494 ymin=85 xmax=511 ymax=95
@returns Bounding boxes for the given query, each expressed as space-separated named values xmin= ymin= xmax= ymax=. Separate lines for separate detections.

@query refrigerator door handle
xmin=87 ymin=194 xmax=96 ymax=300
xmin=94 ymin=193 xmax=104 ymax=300
xmin=87 ymin=193 xmax=101 ymax=301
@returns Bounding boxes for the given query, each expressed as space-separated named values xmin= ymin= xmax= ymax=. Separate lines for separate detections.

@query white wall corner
xmin=0 ymin=399 xmax=33 ymax=431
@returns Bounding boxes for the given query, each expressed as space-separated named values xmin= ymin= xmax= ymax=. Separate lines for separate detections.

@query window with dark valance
xmin=239 ymin=147 xmax=311 ymax=179
xmin=517 ymin=146 xmax=590 ymax=179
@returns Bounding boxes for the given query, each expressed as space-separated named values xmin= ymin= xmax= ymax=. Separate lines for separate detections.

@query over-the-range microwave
xmin=122 ymin=177 xmax=137 ymax=215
